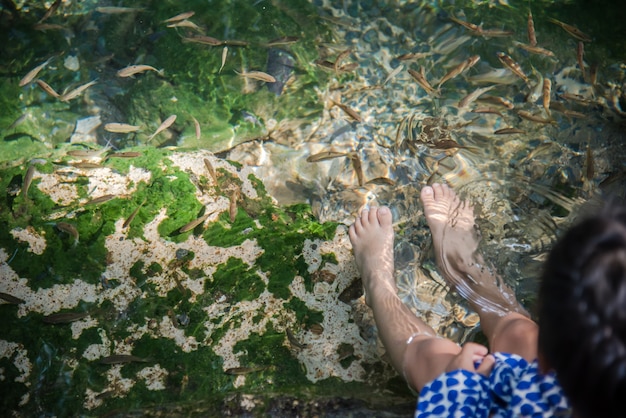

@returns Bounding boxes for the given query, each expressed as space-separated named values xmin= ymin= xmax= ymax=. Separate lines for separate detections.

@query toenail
xmin=379 ymin=206 xmax=390 ymax=214
xmin=422 ymin=187 xmax=433 ymax=195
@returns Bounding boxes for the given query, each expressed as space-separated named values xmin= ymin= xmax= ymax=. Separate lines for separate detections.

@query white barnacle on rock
xmin=0 ymin=341 xmax=32 ymax=385
xmin=19 ymin=280 xmax=99 ymax=317
xmin=206 ymin=285 xmax=294 ymax=388
xmin=157 ymin=315 xmax=198 ymax=353
xmin=9 ymin=227 xmax=46 ymax=255
xmin=71 ymin=317 xmax=99 ymax=340
xmin=137 ymin=364 xmax=168 ymax=390
xmin=83 ymin=165 xmax=151 ymax=203
xmin=36 ymin=170 xmax=79 ymax=206
xmin=82 ymin=328 xmax=112 ymax=361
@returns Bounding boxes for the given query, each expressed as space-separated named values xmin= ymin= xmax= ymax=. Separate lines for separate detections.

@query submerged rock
xmin=266 ymin=48 xmax=295 ymax=96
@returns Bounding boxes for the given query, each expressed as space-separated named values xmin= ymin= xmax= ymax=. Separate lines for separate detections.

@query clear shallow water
xmin=1 ymin=0 xmax=626 ymax=415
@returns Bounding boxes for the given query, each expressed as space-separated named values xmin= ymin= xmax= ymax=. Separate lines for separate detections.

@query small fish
xmin=7 ymin=114 xmax=27 ymax=131
xmin=407 ymin=68 xmax=436 ymax=95
xmin=334 ymin=49 xmax=352 ymax=73
xmin=104 ymin=123 xmax=141 ymax=133
xmin=108 ymin=152 xmax=141 ymax=159
xmin=22 ymin=165 xmax=36 ymax=197
xmin=264 ymin=36 xmax=299 ymax=47
xmin=315 ymin=59 xmax=336 ymax=70
xmin=179 ymin=212 xmax=211 ymax=233
xmin=585 ymin=145 xmax=594 ymax=180
xmin=286 ymin=328 xmax=307 ymax=349
xmin=396 ymin=52 xmax=432 ymax=61
xmin=229 ymin=189 xmax=239 ymax=223
xmin=192 ymin=116 xmax=201 ymax=140
xmin=43 ymin=311 xmax=89 ymax=324
xmin=448 ymin=15 xmax=482 ymax=33
xmin=19 ymin=57 xmax=53 ymax=86
xmin=471 ymin=107 xmax=504 ymax=117
xmin=458 ymin=85 xmax=495 ymax=108
xmin=204 ymin=158 xmax=219 ymax=184
xmin=95 ymin=6 xmax=144 ymax=14
xmin=560 ymin=92 xmax=593 ymax=105
xmin=0 ymin=292 xmax=25 ymax=304
xmin=162 ymin=11 xmax=195 ymax=23
xmin=123 ymin=198 xmax=146 ymax=229
xmin=348 ymin=153 xmax=365 ymax=186
xmin=67 ymin=147 xmax=109 ymax=159
xmin=55 ymin=222 xmax=79 ymax=244
xmin=235 ymin=70 xmax=276 ymax=83
xmin=166 ymin=20 xmax=203 ymax=31
xmin=181 ymin=35 xmax=223 ymax=46
xmin=224 ymin=365 xmax=269 ymax=375
xmin=561 ymin=109 xmax=587 ymax=119
xmin=69 ymin=161 xmax=103 ymax=169
xmin=514 ymin=42 xmax=556 ymax=58
xmin=35 ymin=79 xmax=60 ymax=98
xmin=331 ymin=100 xmax=361 ymax=122
xmin=542 ymin=78 xmax=552 ymax=114
xmin=37 ymin=0 xmax=61 ymax=24
xmin=548 ymin=18 xmax=591 ymax=42
xmin=478 ymin=95 xmax=515 ymax=109
xmin=479 ymin=29 xmax=514 ymax=38
xmin=60 ymin=79 xmax=98 ymax=102
xmin=99 ymin=354 xmax=149 ymax=364
xmin=496 ymin=52 xmax=529 ymax=84
xmin=517 ymin=110 xmax=555 ymax=124
xmin=383 ymin=64 xmax=403 ymax=85
xmin=528 ymin=11 xmax=537 ymax=46
xmin=494 ymin=127 xmax=526 ymax=135
xmin=84 ymin=194 xmax=116 ymax=205
xmin=147 ymin=115 xmax=177 ymax=142
xmin=219 ymin=46 xmax=228 ymax=74
xmin=431 ymin=139 xmax=474 ymax=151
xmin=468 ymin=68 xmax=518 ymax=85
xmin=438 ymin=55 xmax=480 ymax=88
xmin=117 ymin=65 xmax=163 ymax=77
xmin=577 ymin=42 xmax=586 ymax=82
xmin=306 ymin=151 xmax=348 ymax=162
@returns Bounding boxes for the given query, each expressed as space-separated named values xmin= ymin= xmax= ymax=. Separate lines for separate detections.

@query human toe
xmin=420 ymin=185 xmax=435 ymax=204
xmin=376 ymin=206 xmax=392 ymax=227
xmin=431 ymin=183 xmax=447 ymax=200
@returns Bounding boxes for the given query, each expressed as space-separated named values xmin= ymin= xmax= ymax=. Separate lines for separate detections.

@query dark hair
xmin=538 ymin=202 xmax=626 ymax=418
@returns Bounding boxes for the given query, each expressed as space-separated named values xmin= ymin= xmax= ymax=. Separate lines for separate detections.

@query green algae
xmin=283 ymin=298 xmax=324 ymax=328
xmin=232 ymin=323 xmax=310 ymax=389
xmin=208 ymin=257 xmax=265 ymax=301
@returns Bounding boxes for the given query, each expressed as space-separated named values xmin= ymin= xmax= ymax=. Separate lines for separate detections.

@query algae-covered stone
xmin=0 ymin=148 xmax=404 ymax=416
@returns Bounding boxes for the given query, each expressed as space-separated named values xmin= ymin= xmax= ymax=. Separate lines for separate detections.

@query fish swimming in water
xmin=43 ymin=311 xmax=89 ymax=323
xmin=117 ymin=65 xmax=163 ymax=77
xmin=147 ymin=115 xmax=177 ymax=142
xmin=99 ymin=354 xmax=150 ymax=364
xmin=19 ymin=57 xmax=53 ymax=87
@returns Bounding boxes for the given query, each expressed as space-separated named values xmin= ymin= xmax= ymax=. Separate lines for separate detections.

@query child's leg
xmin=420 ymin=183 xmax=538 ymax=362
xmin=349 ymin=206 xmax=467 ymax=391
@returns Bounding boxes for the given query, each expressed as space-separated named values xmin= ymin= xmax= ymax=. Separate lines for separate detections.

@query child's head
xmin=538 ymin=201 xmax=626 ymax=417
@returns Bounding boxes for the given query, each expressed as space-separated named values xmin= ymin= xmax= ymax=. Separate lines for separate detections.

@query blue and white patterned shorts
xmin=415 ymin=352 xmax=572 ymax=417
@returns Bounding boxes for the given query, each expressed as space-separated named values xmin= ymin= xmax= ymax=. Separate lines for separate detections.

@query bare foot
xmin=348 ymin=207 xmax=396 ymax=306
xmin=420 ymin=184 xmax=528 ymax=316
